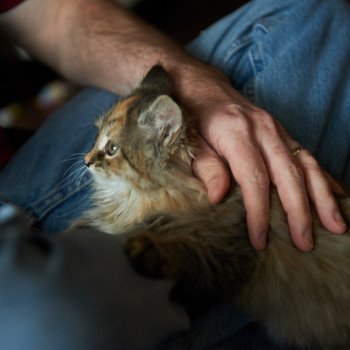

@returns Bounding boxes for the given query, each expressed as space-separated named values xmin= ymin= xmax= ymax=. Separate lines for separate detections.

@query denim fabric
xmin=0 ymin=0 xmax=350 ymax=348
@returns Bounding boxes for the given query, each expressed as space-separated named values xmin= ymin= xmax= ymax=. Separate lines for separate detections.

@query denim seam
xmin=222 ymin=35 xmax=255 ymax=100
xmin=223 ymin=35 xmax=254 ymax=66
xmin=222 ymin=13 xmax=274 ymax=62
xmin=249 ymin=41 xmax=266 ymax=102
xmin=222 ymin=37 xmax=266 ymax=101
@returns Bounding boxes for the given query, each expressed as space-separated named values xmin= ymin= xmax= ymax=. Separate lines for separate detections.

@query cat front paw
xmin=124 ymin=231 xmax=171 ymax=279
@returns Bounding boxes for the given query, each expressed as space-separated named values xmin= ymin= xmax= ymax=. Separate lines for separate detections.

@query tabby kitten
xmin=74 ymin=65 xmax=350 ymax=349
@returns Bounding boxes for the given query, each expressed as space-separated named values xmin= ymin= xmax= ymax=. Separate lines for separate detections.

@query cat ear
xmin=138 ymin=65 xmax=172 ymax=95
xmin=139 ymin=95 xmax=182 ymax=146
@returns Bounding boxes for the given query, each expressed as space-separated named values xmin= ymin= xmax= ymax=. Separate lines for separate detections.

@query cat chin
xmin=93 ymin=173 xmax=132 ymax=195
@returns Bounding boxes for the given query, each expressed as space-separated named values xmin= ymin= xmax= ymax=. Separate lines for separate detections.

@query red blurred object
xmin=0 ymin=0 xmax=25 ymax=14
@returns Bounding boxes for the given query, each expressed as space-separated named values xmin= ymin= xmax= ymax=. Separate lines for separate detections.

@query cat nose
xmin=84 ymin=158 xmax=93 ymax=167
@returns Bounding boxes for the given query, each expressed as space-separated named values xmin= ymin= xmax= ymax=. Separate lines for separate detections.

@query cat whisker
xmin=82 ymin=119 xmax=97 ymax=128
xmin=59 ymin=162 xmax=86 ymax=186
xmin=59 ymin=153 xmax=86 ymax=164
xmin=70 ymin=165 xmax=90 ymax=187
xmin=77 ymin=167 xmax=90 ymax=185
xmin=59 ymin=166 xmax=82 ymax=186
xmin=57 ymin=186 xmax=94 ymax=219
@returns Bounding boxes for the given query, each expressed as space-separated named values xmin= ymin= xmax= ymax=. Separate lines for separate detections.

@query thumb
xmin=192 ymin=137 xmax=231 ymax=204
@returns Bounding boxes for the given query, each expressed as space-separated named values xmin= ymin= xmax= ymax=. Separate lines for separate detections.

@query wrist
xmin=166 ymin=58 xmax=234 ymax=113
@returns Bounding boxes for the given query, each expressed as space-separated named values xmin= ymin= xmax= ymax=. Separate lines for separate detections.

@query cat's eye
xmin=105 ymin=141 xmax=120 ymax=156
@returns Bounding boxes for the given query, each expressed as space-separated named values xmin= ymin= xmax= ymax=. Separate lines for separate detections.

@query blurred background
xmin=0 ymin=0 xmax=249 ymax=168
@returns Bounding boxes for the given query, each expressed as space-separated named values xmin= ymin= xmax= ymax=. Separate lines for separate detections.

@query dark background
xmin=134 ymin=0 xmax=248 ymax=44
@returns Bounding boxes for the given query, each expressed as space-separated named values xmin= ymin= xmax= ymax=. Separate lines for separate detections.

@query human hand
xmin=175 ymin=61 xmax=347 ymax=252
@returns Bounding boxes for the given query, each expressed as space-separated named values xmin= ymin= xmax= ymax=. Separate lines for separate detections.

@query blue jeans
xmin=0 ymin=0 xmax=350 ymax=348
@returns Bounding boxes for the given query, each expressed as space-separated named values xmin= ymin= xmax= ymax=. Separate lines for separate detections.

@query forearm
xmin=52 ymin=0 xmax=196 ymax=94
xmin=0 ymin=0 xmax=207 ymax=95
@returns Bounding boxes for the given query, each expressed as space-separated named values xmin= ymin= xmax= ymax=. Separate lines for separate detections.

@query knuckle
xmin=287 ymin=162 xmax=304 ymax=183
xmin=231 ymin=113 xmax=251 ymax=134
xmin=248 ymin=167 xmax=270 ymax=190
xmin=253 ymin=110 xmax=277 ymax=132
xmin=271 ymin=144 xmax=288 ymax=159
xmin=274 ymin=160 xmax=304 ymax=187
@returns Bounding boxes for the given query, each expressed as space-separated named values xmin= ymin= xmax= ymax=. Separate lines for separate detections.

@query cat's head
xmin=84 ymin=65 xmax=196 ymax=189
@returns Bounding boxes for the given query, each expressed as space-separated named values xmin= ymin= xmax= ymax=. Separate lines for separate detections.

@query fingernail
xmin=303 ymin=229 xmax=314 ymax=250
xmin=334 ymin=210 xmax=347 ymax=229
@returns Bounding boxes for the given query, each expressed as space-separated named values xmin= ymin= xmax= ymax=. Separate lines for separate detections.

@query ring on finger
xmin=292 ymin=146 xmax=304 ymax=157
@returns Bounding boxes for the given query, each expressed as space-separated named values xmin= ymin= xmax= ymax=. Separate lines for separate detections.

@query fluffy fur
xmin=73 ymin=65 xmax=350 ymax=349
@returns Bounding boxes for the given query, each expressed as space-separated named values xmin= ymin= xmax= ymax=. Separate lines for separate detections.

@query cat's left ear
xmin=138 ymin=65 xmax=172 ymax=95
xmin=139 ymin=95 xmax=182 ymax=146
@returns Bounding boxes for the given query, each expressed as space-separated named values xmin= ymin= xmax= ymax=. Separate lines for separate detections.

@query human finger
xmin=192 ymin=136 xmax=230 ymax=205
xmin=290 ymin=147 xmax=347 ymax=234
xmin=215 ymin=114 xmax=271 ymax=252
xmin=254 ymin=113 xmax=314 ymax=251
xmin=277 ymin=122 xmax=347 ymax=234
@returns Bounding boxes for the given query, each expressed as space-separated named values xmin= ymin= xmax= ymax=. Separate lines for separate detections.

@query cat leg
xmin=124 ymin=229 xmax=175 ymax=279
xmin=124 ymin=214 xmax=257 ymax=303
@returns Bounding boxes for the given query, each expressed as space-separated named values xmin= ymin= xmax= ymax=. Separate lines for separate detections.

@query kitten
xmin=74 ymin=65 xmax=350 ymax=349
